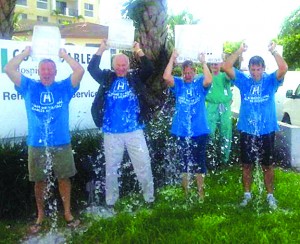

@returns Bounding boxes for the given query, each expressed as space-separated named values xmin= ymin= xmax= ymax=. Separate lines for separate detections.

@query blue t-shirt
xmin=102 ymin=77 xmax=143 ymax=133
xmin=15 ymin=75 xmax=79 ymax=147
xmin=233 ymin=68 xmax=284 ymax=135
xmin=170 ymin=76 xmax=211 ymax=137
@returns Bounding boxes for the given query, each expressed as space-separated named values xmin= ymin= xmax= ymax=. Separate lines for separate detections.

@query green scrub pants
xmin=206 ymin=102 xmax=232 ymax=164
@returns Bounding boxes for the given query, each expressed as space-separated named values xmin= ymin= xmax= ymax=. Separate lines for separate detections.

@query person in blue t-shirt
xmin=223 ymin=42 xmax=288 ymax=209
xmin=163 ymin=50 xmax=212 ymax=200
xmin=88 ymin=40 xmax=155 ymax=209
xmin=5 ymin=46 xmax=84 ymax=233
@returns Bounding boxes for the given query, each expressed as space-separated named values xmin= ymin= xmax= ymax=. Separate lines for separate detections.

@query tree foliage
xmin=278 ymin=6 xmax=300 ymax=70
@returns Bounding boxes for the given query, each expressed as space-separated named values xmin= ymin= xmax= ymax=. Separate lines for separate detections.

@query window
xmin=295 ymin=85 xmax=300 ymax=97
xmin=37 ymin=0 xmax=48 ymax=9
xmin=19 ymin=13 xmax=28 ymax=20
xmin=85 ymin=43 xmax=99 ymax=47
xmin=84 ymin=3 xmax=93 ymax=17
xmin=56 ymin=1 xmax=67 ymax=15
xmin=16 ymin=0 xmax=27 ymax=6
xmin=37 ymin=16 xmax=48 ymax=22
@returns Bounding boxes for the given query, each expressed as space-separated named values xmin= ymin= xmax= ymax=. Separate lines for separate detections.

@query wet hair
xmin=39 ymin=59 xmax=56 ymax=68
xmin=248 ymin=56 xmax=265 ymax=68
xmin=182 ymin=60 xmax=194 ymax=70
xmin=112 ymin=53 xmax=130 ymax=68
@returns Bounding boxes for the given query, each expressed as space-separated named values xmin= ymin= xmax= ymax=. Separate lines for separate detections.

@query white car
xmin=276 ymin=71 xmax=300 ymax=126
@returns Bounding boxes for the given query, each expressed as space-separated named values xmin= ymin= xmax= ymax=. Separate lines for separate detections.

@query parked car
xmin=276 ymin=71 xmax=300 ymax=126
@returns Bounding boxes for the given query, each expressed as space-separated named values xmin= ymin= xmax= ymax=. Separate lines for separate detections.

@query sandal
xmin=29 ymin=223 xmax=42 ymax=234
xmin=66 ymin=218 xmax=80 ymax=228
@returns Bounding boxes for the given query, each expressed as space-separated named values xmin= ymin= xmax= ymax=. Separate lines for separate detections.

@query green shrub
xmin=0 ymin=139 xmax=34 ymax=219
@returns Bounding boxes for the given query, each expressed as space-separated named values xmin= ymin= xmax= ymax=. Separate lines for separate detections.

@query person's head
xmin=112 ymin=53 xmax=130 ymax=77
xmin=38 ymin=59 xmax=57 ymax=86
xmin=209 ymin=62 xmax=222 ymax=75
xmin=248 ymin=56 xmax=265 ymax=81
xmin=182 ymin=60 xmax=196 ymax=82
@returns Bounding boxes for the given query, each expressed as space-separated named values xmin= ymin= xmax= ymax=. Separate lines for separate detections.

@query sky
xmin=99 ymin=0 xmax=300 ymax=43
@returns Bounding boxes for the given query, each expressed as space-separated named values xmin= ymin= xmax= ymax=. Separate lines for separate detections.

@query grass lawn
xmin=1 ymin=165 xmax=300 ymax=243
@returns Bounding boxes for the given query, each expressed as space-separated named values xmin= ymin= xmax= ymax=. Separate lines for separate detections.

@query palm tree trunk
xmin=0 ymin=0 xmax=17 ymax=40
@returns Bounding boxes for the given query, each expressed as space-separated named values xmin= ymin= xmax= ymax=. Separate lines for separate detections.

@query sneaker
xmin=267 ymin=194 xmax=277 ymax=209
xmin=240 ymin=193 xmax=252 ymax=207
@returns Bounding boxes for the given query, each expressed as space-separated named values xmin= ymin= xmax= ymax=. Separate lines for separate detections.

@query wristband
xmin=271 ymin=50 xmax=278 ymax=56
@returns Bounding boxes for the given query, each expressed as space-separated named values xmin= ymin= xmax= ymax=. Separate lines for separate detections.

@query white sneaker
xmin=267 ymin=194 xmax=277 ymax=209
xmin=240 ymin=193 xmax=252 ymax=207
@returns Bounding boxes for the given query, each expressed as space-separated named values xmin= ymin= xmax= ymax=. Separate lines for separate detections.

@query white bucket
xmin=175 ymin=24 xmax=223 ymax=63
xmin=31 ymin=25 xmax=62 ymax=62
xmin=107 ymin=19 xmax=135 ymax=50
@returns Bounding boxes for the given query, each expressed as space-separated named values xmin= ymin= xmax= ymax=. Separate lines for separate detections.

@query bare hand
xmin=268 ymin=41 xmax=276 ymax=53
xmin=99 ymin=39 xmax=109 ymax=53
xmin=23 ymin=46 xmax=31 ymax=57
xmin=240 ymin=42 xmax=248 ymax=53
xmin=171 ymin=49 xmax=179 ymax=62
xmin=59 ymin=48 xmax=68 ymax=59
xmin=133 ymin=41 xmax=141 ymax=52
xmin=198 ymin=52 xmax=206 ymax=64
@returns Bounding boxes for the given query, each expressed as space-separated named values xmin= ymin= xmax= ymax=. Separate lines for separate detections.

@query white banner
xmin=0 ymin=40 xmax=111 ymax=139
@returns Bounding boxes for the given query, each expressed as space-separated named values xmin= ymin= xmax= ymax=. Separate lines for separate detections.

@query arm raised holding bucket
xmin=4 ymin=46 xmax=31 ymax=87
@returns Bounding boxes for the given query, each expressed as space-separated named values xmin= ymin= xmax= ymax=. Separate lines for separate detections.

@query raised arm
xmin=223 ymin=43 xmax=247 ymax=80
xmin=59 ymin=48 xmax=84 ymax=87
xmin=268 ymin=41 xmax=288 ymax=80
xmin=163 ymin=49 xmax=178 ymax=87
xmin=87 ymin=39 xmax=109 ymax=82
xmin=133 ymin=41 xmax=154 ymax=81
xmin=4 ymin=46 xmax=31 ymax=87
xmin=199 ymin=53 xmax=212 ymax=87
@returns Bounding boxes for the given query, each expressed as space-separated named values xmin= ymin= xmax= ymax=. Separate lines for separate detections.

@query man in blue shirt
xmin=88 ymin=40 xmax=155 ymax=209
xmin=223 ymin=42 xmax=288 ymax=209
xmin=163 ymin=50 xmax=212 ymax=200
xmin=5 ymin=46 xmax=84 ymax=233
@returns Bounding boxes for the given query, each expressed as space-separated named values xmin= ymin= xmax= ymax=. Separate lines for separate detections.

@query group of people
xmin=4 ymin=39 xmax=288 ymax=234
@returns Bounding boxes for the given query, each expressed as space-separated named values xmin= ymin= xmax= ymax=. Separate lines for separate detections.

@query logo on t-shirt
xmin=40 ymin=92 xmax=54 ymax=105
xmin=246 ymin=84 xmax=269 ymax=103
xmin=250 ymin=85 xmax=262 ymax=97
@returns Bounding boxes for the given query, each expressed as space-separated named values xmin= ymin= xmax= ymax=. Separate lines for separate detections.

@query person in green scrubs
xmin=206 ymin=61 xmax=233 ymax=168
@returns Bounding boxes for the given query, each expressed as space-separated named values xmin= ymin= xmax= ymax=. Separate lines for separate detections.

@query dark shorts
xmin=240 ymin=132 xmax=275 ymax=166
xmin=175 ymin=135 xmax=208 ymax=174
xmin=28 ymin=144 xmax=77 ymax=182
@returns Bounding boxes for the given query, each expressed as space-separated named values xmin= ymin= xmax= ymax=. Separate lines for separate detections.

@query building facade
xmin=14 ymin=0 xmax=109 ymax=46
xmin=15 ymin=0 xmax=101 ymax=25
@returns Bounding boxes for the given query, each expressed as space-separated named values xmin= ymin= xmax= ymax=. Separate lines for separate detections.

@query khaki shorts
xmin=28 ymin=144 xmax=77 ymax=182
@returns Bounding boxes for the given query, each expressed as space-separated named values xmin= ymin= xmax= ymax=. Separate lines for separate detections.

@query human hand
xmin=23 ymin=46 xmax=31 ymax=57
xmin=268 ymin=41 xmax=277 ymax=53
xmin=198 ymin=52 xmax=206 ymax=64
xmin=133 ymin=41 xmax=141 ymax=52
xmin=59 ymin=48 xmax=68 ymax=59
xmin=171 ymin=49 xmax=179 ymax=62
xmin=98 ymin=39 xmax=109 ymax=54
xmin=239 ymin=42 xmax=248 ymax=53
